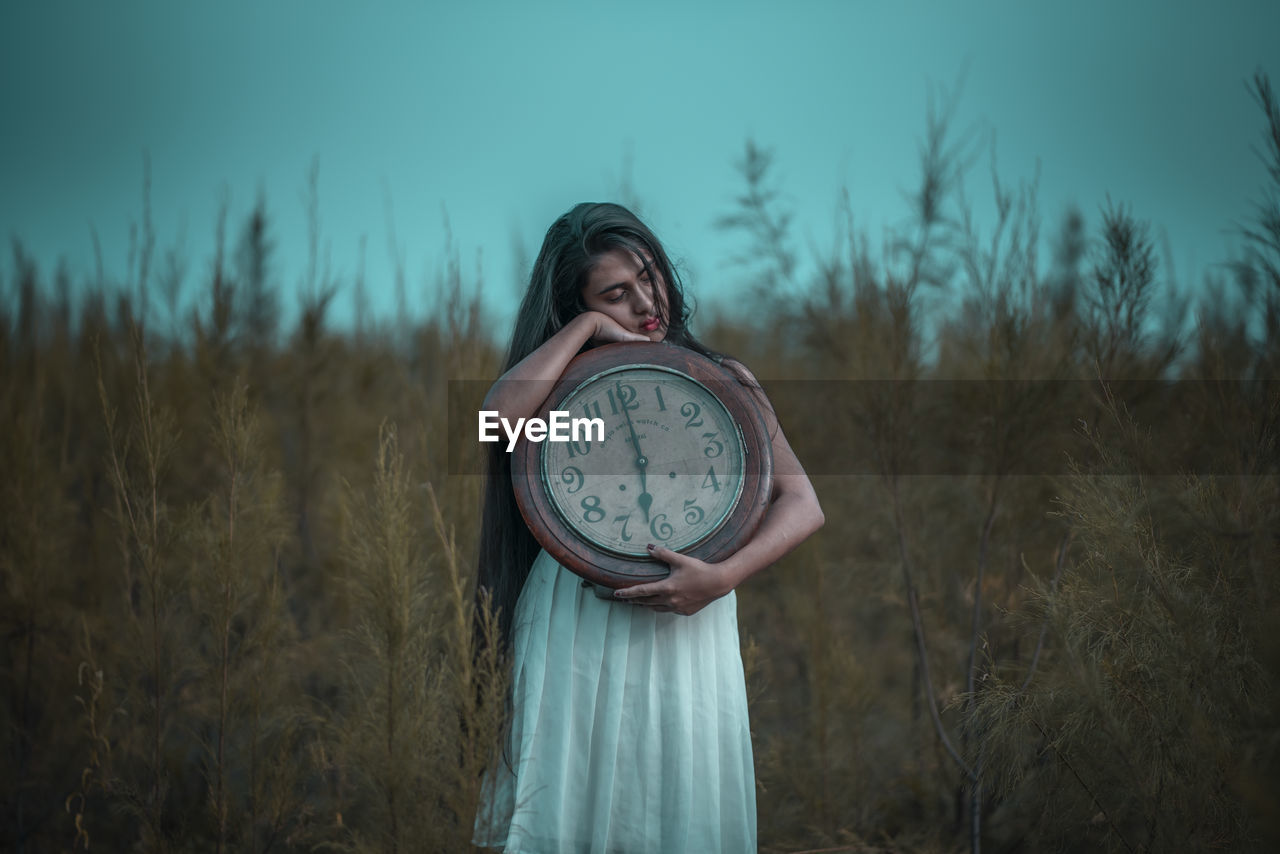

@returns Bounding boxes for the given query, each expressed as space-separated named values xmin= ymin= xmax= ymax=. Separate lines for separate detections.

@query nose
xmin=634 ymin=281 xmax=654 ymax=314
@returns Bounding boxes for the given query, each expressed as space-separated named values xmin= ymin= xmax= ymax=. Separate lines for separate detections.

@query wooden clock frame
xmin=512 ymin=341 xmax=774 ymax=589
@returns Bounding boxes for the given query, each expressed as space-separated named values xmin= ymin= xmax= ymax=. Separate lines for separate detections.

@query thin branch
xmin=1021 ymin=530 xmax=1073 ymax=693
xmin=1029 ymin=717 xmax=1137 ymax=854
xmin=890 ymin=476 xmax=976 ymax=781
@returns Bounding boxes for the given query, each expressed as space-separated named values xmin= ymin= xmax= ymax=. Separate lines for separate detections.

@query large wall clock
xmin=512 ymin=342 xmax=773 ymax=589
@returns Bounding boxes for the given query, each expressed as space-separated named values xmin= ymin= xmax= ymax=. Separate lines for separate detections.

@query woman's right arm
xmin=483 ymin=311 xmax=648 ymax=422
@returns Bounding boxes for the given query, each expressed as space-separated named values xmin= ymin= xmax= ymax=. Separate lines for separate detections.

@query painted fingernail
xmin=646 ymin=543 xmax=655 ymax=551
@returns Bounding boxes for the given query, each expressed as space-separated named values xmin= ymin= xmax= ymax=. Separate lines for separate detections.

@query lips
xmin=641 ymin=317 xmax=661 ymax=332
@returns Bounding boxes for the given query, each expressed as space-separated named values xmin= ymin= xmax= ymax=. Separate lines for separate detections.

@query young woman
xmin=473 ymin=202 xmax=824 ymax=853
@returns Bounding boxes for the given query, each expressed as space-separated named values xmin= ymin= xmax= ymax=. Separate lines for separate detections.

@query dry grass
xmin=1 ymin=76 xmax=1278 ymax=853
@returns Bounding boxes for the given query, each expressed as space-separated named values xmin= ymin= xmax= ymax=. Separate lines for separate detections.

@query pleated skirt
xmin=473 ymin=549 xmax=757 ymax=853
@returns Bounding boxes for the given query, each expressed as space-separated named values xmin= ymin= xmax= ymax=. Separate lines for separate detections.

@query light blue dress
xmin=473 ymin=549 xmax=757 ymax=853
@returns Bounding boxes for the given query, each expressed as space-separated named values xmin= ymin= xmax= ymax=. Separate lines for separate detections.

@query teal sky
xmin=3 ymin=0 xmax=1279 ymax=333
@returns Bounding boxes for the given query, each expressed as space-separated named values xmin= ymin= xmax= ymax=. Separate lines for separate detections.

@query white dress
xmin=473 ymin=549 xmax=757 ymax=853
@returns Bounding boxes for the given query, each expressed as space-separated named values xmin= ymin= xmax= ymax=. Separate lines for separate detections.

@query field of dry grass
xmin=2 ymin=77 xmax=1279 ymax=853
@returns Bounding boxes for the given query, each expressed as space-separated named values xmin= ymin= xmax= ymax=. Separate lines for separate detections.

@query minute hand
xmin=617 ymin=382 xmax=652 ymax=522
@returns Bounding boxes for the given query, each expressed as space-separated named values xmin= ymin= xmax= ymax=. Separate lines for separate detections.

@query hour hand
xmin=637 ymin=489 xmax=652 ymax=523
xmin=635 ymin=455 xmax=651 ymax=522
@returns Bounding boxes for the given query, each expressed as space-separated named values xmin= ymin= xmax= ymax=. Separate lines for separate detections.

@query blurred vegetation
xmin=2 ymin=76 xmax=1279 ymax=853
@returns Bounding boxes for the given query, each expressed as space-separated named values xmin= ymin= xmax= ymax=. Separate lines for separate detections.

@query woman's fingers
xmin=588 ymin=312 xmax=650 ymax=344
xmin=610 ymin=546 xmax=710 ymax=614
xmin=611 ymin=545 xmax=688 ymax=611
xmin=613 ymin=580 xmax=666 ymax=601
xmin=613 ymin=545 xmax=677 ymax=596
xmin=648 ymin=543 xmax=693 ymax=571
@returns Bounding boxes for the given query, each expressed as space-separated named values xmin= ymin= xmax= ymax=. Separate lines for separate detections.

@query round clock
xmin=512 ymin=342 xmax=773 ymax=589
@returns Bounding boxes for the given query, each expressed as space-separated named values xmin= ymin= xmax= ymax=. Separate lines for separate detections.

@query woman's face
xmin=581 ymin=248 xmax=668 ymax=342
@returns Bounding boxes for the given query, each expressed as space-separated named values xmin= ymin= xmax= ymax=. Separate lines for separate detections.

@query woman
xmin=474 ymin=202 xmax=823 ymax=853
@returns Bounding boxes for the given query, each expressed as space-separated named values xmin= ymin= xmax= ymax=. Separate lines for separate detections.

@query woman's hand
xmin=611 ymin=544 xmax=733 ymax=616
xmin=584 ymin=310 xmax=650 ymax=345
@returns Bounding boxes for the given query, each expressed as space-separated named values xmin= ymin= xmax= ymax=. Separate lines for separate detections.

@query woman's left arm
xmin=614 ymin=366 xmax=824 ymax=615
xmin=714 ymin=424 xmax=825 ymax=589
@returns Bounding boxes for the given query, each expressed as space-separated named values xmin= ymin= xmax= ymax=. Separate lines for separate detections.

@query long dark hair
xmin=475 ymin=202 xmax=736 ymax=651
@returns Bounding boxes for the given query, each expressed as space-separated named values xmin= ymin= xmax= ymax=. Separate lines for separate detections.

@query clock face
xmin=540 ymin=365 xmax=746 ymax=557
xmin=512 ymin=342 xmax=772 ymax=588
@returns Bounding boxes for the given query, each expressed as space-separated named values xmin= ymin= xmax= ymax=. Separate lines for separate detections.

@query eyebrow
xmin=593 ymin=254 xmax=654 ymax=295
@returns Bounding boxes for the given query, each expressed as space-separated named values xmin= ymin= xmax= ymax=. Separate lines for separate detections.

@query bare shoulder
xmin=719 ymin=356 xmax=758 ymax=383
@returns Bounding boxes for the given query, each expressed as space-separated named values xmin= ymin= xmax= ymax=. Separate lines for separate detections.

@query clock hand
xmin=636 ymin=459 xmax=652 ymax=523
xmin=617 ymin=381 xmax=653 ymax=523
